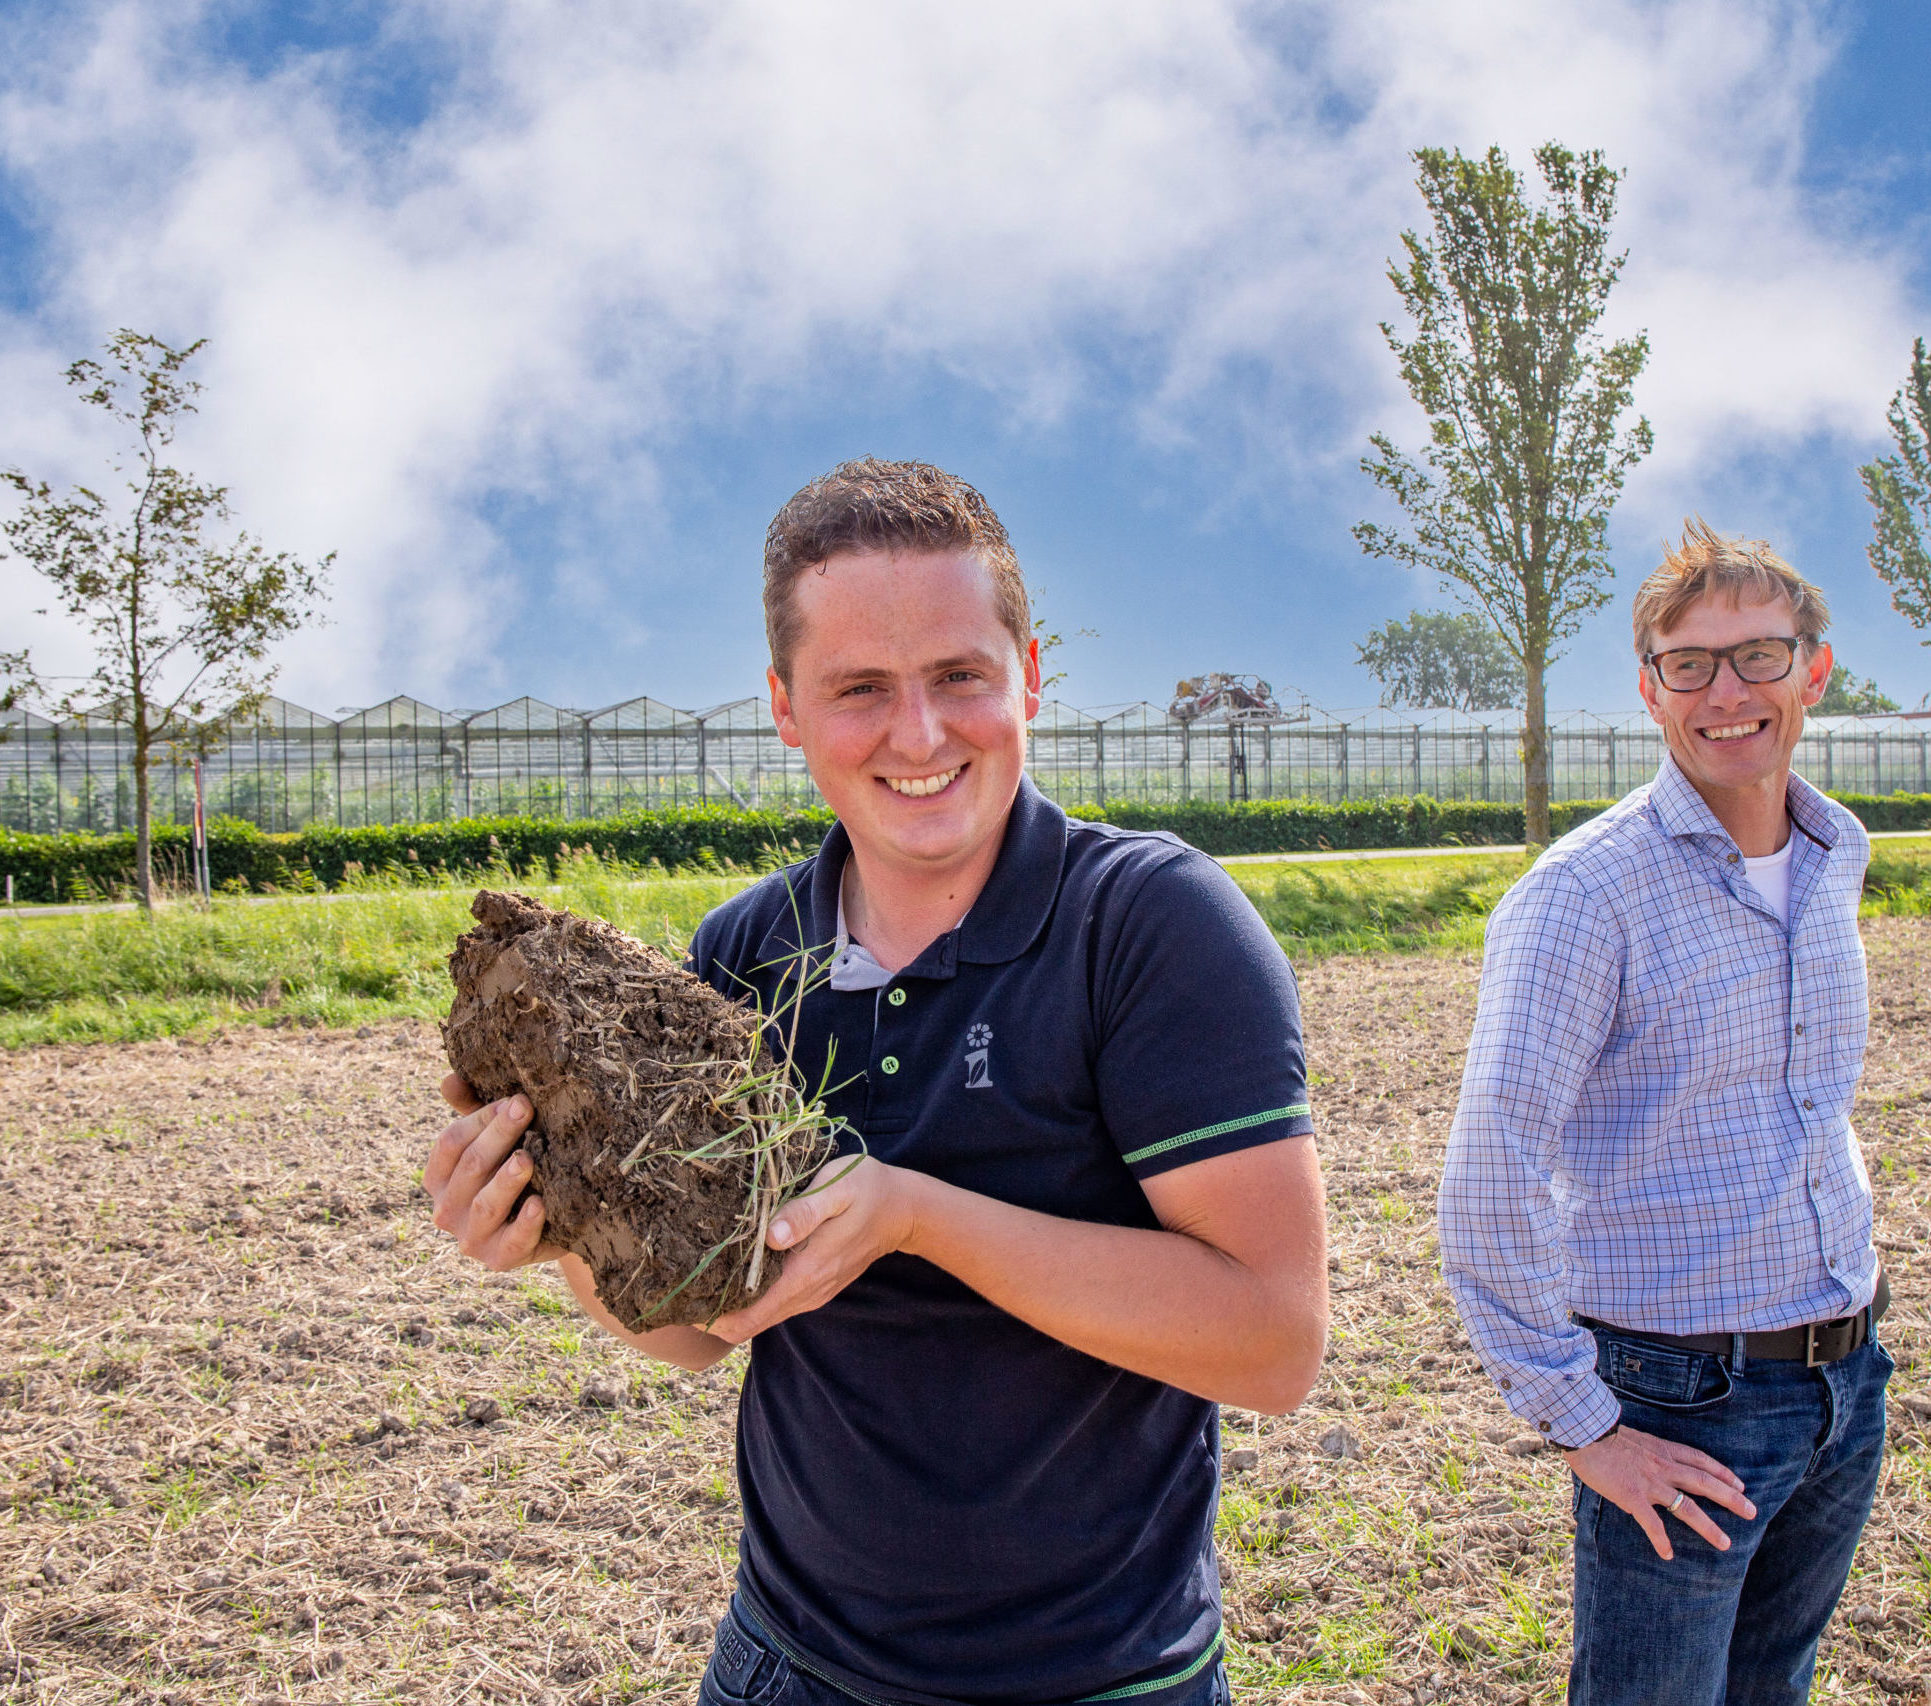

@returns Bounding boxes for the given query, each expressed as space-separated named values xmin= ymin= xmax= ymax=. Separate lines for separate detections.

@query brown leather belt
xmin=1576 ymin=1269 xmax=1890 ymax=1369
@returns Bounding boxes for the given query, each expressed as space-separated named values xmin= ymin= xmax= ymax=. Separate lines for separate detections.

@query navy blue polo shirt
xmin=687 ymin=776 xmax=1314 ymax=1706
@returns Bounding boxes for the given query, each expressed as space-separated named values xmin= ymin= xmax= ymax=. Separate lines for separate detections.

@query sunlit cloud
xmin=0 ymin=0 xmax=1918 ymax=709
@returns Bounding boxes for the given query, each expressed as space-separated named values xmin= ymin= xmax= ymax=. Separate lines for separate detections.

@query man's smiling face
xmin=768 ymin=548 xmax=1040 ymax=879
xmin=1638 ymin=589 xmax=1831 ymax=805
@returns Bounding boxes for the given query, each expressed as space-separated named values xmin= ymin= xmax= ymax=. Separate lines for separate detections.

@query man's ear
xmin=769 ymin=666 xmax=803 ymax=750
xmin=1637 ymin=658 xmax=1665 ymax=727
xmin=1798 ymin=640 xmax=1833 ymax=709
xmin=1022 ymin=636 xmax=1042 ymax=721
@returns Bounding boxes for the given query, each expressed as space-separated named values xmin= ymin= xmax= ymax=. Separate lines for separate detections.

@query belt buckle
xmin=1804 ymin=1321 xmax=1824 ymax=1367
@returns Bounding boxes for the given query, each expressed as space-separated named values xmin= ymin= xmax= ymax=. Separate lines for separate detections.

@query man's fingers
xmin=769 ymin=1194 xmax=824 ymax=1250
xmin=448 ymin=1098 xmax=533 ymax=1198
xmin=1660 ymin=1437 xmax=1746 ymax=1492
xmin=471 ymin=1150 xmax=536 ymax=1234
xmin=1631 ymin=1502 xmax=1673 ymax=1562
xmin=424 ymin=1097 xmax=506 ymax=1196
xmin=1676 ymin=1465 xmax=1756 ymax=1521
xmin=770 ymin=1158 xmax=860 ymax=1249
xmin=477 ymin=1195 xmax=552 ymax=1271
xmin=441 ymin=1073 xmax=483 ymax=1114
xmin=1667 ymin=1492 xmax=1731 ymax=1552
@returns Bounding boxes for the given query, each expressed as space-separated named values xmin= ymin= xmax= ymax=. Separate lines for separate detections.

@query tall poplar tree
xmin=2 ymin=331 xmax=332 ymax=909
xmin=1859 ymin=337 xmax=1931 ymax=644
xmin=1356 ymin=143 xmax=1652 ymax=844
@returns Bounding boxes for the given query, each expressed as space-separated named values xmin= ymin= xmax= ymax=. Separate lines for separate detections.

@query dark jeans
xmin=698 ymin=1597 xmax=1232 ymax=1706
xmin=1570 ymin=1328 xmax=1893 ymax=1706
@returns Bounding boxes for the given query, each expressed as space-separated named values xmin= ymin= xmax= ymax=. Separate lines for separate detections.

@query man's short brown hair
xmin=763 ymin=458 xmax=1030 ymax=682
xmin=1632 ymin=519 xmax=1831 ymax=655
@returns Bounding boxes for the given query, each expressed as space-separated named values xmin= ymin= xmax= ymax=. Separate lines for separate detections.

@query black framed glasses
xmin=1643 ymin=637 xmax=1804 ymax=693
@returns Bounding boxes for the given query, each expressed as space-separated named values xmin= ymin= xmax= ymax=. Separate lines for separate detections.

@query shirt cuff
xmin=1494 ymin=1369 xmax=1622 ymax=1451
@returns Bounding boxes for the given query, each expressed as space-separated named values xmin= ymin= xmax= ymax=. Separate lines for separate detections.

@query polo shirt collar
xmin=958 ymin=775 xmax=1068 ymax=965
xmin=1648 ymin=750 xmax=1839 ymax=853
xmin=801 ymin=774 xmax=1069 ymax=980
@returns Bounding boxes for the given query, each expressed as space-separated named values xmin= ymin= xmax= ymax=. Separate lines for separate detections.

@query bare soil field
xmin=2 ymin=920 xmax=1927 ymax=1706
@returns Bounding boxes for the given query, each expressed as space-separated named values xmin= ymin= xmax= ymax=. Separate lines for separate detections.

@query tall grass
xmin=1228 ymin=854 xmax=1526 ymax=958
xmin=2 ymin=839 xmax=1926 ymax=1049
xmin=0 ymin=855 xmax=753 ymax=1049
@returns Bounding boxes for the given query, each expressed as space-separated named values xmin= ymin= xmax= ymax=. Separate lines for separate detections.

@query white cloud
xmin=0 ymin=0 xmax=1919 ymax=710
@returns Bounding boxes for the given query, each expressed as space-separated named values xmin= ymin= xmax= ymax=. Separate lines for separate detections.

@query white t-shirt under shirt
xmin=1742 ymin=828 xmax=1796 ymax=926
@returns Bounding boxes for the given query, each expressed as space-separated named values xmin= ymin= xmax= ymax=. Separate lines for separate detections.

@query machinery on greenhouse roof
xmin=1166 ymin=673 xmax=1308 ymax=725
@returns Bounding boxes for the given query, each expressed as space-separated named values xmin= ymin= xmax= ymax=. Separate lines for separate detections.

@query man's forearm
xmin=558 ymin=1254 xmax=734 ymax=1371
xmin=897 ymin=1153 xmax=1326 ymax=1414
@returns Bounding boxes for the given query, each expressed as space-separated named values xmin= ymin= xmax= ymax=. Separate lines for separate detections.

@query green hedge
xmin=3 ymin=791 xmax=1928 ymax=905
xmin=1061 ymin=796 xmax=1618 ymax=855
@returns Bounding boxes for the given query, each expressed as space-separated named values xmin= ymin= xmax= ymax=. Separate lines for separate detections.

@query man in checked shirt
xmin=1440 ymin=522 xmax=1893 ymax=1706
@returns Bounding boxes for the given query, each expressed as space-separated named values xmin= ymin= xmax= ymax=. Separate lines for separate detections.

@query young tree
xmin=1860 ymin=337 xmax=1931 ymax=644
xmin=1356 ymin=608 xmax=1522 ymax=710
xmin=1 ymin=331 xmax=331 ymax=908
xmin=1355 ymin=143 xmax=1652 ymax=844
xmin=1814 ymin=665 xmax=1900 ymax=716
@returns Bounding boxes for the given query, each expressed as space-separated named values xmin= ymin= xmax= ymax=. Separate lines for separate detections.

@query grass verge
xmin=3 ymin=840 xmax=1928 ymax=1049
xmin=0 ymin=858 xmax=752 ymax=1048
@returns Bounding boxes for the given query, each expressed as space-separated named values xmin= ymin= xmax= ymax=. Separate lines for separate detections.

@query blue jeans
xmin=698 ymin=1597 xmax=1232 ymax=1706
xmin=1570 ymin=1329 xmax=1893 ymax=1706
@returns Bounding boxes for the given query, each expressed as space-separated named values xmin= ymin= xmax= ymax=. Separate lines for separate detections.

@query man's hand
xmin=425 ymin=1074 xmax=566 ymax=1270
xmin=1564 ymin=1425 xmax=1757 ymax=1561
xmin=709 ymin=1155 xmax=915 ymax=1343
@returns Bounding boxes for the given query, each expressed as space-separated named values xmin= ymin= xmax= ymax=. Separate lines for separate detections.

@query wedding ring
xmin=1667 ymin=1491 xmax=1686 ymax=1513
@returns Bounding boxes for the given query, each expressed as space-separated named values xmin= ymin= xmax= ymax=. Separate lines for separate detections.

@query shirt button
xmin=887 ymin=988 xmax=907 ymax=1007
xmin=1802 ymin=1098 xmax=1814 ymax=1110
xmin=1727 ymin=852 xmax=1739 ymax=865
xmin=1538 ymin=1421 xmax=1551 ymax=1432
xmin=1500 ymin=1378 xmax=1512 ymax=1391
xmin=880 ymin=1056 xmax=900 ymax=1075
xmin=1793 ymin=1022 xmax=1804 ymax=1035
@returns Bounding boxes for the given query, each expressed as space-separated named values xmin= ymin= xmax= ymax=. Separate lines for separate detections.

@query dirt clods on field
xmin=444 ymin=890 xmax=831 ymax=1327
xmin=1 ymin=917 xmax=1927 ymax=1705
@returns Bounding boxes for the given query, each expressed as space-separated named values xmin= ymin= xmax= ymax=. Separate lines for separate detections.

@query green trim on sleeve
xmin=1079 ymin=1628 xmax=1225 ymax=1701
xmin=1120 ymin=1105 xmax=1311 ymax=1168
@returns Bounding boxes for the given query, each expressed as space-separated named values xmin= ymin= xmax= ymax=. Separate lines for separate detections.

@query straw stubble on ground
xmin=1 ymin=920 xmax=1927 ymax=1706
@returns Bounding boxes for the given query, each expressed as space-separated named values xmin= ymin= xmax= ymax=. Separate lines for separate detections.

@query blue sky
xmin=2 ymin=0 xmax=1929 ymax=719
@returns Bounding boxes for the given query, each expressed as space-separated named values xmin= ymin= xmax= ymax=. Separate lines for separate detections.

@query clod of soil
xmin=442 ymin=890 xmax=834 ymax=1327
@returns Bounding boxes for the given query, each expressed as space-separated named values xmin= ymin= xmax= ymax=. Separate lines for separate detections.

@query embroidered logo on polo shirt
xmin=964 ymin=1023 xmax=993 ymax=1089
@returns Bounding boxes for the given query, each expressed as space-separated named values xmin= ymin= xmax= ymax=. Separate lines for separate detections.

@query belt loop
xmin=1730 ymin=1332 xmax=1746 ymax=1375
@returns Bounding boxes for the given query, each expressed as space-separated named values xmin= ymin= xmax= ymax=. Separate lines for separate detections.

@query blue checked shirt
xmin=1439 ymin=756 xmax=1876 ymax=1448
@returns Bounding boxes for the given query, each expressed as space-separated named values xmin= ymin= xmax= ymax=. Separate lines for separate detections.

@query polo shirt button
xmin=880 ymin=1056 xmax=900 ymax=1075
xmin=888 ymin=988 xmax=907 ymax=1007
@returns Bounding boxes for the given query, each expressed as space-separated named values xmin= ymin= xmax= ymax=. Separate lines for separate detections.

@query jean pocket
xmin=1597 ymin=1336 xmax=1733 ymax=1412
xmin=702 ymin=1605 xmax=793 ymax=1706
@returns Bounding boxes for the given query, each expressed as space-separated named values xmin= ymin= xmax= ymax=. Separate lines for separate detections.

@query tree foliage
xmin=1355 ymin=608 xmax=1522 ymax=710
xmin=1860 ymin=337 xmax=1931 ymax=644
xmin=1355 ymin=142 xmax=1651 ymax=842
xmin=1815 ymin=665 xmax=1900 ymax=716
xmin=1 ymin=331 xmax=332 ymax=907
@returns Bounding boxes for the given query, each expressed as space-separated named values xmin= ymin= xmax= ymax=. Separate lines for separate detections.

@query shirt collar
xmin=802 ymin=773 xmax=1069 ymax=979
xmin=1648 ymin=750 xmax=1840 ymax=853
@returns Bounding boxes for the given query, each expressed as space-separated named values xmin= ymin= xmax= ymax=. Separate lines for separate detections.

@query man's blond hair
xmin=1631 ymin=520 xmax=1830 ymax=655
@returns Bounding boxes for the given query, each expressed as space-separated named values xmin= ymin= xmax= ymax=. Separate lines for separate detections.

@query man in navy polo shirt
xmin=425 ymin=458 xmax=1329 ymax=1706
